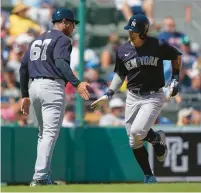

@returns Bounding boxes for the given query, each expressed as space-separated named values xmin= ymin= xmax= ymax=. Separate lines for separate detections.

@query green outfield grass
xmin=1 ymin=183 xmax=201 ymax=192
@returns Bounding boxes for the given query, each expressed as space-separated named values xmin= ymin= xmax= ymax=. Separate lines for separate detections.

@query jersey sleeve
xmin=20 ymin=49 xmax=29 ymax=64
xmin=159 ymin=39 xmax=182 ymax=60
xmin=53 ymin=36 xmax=72 ymax=61
xmin=114 ymin=51 xmax=128 ymax=76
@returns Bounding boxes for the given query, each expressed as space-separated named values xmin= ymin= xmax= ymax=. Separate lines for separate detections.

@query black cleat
xmin=153 ymin=130 xmax=168 ymax=162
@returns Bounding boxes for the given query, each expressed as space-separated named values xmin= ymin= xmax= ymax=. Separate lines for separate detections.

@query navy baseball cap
xmin=124 ymin=14 xmax=150 ymax=33
xmin=52 ymin=8 xmax=80 ymax=24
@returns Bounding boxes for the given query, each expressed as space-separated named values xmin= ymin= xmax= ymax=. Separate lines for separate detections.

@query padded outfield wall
xmin=1 ymin=126 xmax=201 ymax=184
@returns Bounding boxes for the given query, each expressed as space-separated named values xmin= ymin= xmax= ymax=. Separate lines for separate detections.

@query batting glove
xmin=166 ymin=79 xmax=179 ymax=97
xmin=91 ymin=95 xmax=109 ymax=110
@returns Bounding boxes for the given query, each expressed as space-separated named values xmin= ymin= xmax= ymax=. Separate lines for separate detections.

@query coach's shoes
xmin=30 ymin=179 xmax=57 ymax=187
xmin=144 ymin=175 xmax=157 ymax=184
xmin=153 ymin=130 xmax=168 ymax=162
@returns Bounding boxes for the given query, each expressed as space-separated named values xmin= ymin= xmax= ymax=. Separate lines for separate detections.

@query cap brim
xmin=124 ymin=25 xmax=139 ymax=32
xmin=124 ymin=25 xmax=131 ymax=30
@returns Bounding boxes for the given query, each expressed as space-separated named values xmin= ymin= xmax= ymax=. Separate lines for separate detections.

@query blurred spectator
xmin=182 ymin=71 xmax=201 ymax=93
xmin=180 ymin=36 xmax=197 ymax=70
xmin=9 ymin=112 xmax=29 ymax=127
xmin=148 ymin=23 xmax=162 ymax=37
xmin=190 ymin=42 xmax=200 ymax=55
xmin=84 ymin=68 xmax=107 ymax=99
xmin=65 ymin=83 xmax=76 ymax=102
xmin=70 ymin=34 xmax=99 ymax=71
xmin=190 ymin=56 xmax=201 ymax=74
xmin=100 ymin=33 xmax=120 ymax=71
xmin=1 ymin=10 xmax=10 ymax=33
xmin=65 ymin=34 xmax=80 ymax=102
xmin=115 ymin=0 xmax=154 ymax=24
xmin=1 ymin=11 xmax=10 ymax=37
xmin=154 ymin=115 xmax=173 ymax=125
xmin=179 ymin=66 xmax=192 ymax=92
xmin=99 ymin=98 xmax=125 ymax=126
xmin=1 ymin=99 xmax=22 ymax=124
xmin=84 ymin=108 xmax=102 ymax=125
xmin=1 ymin=11 xmax=10 ymax=62
xmin=7 ymin=31 xmax=35 ymax=81
xmin=191 ymin=108 xmax=201 ymax=125
xmin=1 ymin=2 xmax=200 ymax=126
xmin=177 ymin=108 xmax=193 ymax=126
xmin=70 ymin=33 xmax=80 ymax=71
xmin=62 ymin=105 xmax=76 ymax=128
xmin=26 ymin=0 xmax=55 ymax=31
xmin=84 ymin=49 xmax=100 ymax=70
xmin=158 ymin=17 xmax=185 ymax=48
xmin=11 ymin=0 xmax=43 ymax=8
xmin=1 ymin=67 xmax=21 ymax=99
xmin=9 ymin=2 xmax=40 ymax=36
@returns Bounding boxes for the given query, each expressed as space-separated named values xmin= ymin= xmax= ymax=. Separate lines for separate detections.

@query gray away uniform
xmin=20 ymin=29 xmax=80 ymax=180
xmin=109 ymin=37 xmax=181 ymax=149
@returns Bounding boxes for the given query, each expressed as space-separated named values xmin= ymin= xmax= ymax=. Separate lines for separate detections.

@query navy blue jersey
xmin=21 ymin=29 xmax=72 ymax=80
xmin=114 ymin=37 xmax=182 ymax=91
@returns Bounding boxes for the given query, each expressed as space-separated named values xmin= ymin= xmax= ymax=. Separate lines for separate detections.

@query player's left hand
xmin=166 ymin=79 xmax=179 ymax=97
xmin=91 ymin=95 xmax=109 ymax=110
xmin=21 ymin=97 xmax=31 ymax=115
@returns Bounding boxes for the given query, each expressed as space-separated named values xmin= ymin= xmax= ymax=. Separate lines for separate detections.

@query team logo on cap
xmin=131 ymin=19 xmax=136 ymax=27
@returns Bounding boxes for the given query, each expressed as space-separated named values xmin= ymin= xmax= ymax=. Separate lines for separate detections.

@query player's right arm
xmin=91 ymin=51 xmax=127 ymax=110
xmin=54 ymin=36 xmax=91 ymax=100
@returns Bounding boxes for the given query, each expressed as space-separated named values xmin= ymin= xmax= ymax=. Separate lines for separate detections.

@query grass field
xmin=1 ymin=183 xmax=201 ymax=192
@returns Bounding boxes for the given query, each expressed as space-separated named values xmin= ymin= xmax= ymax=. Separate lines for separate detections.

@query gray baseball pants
xmin=29 ymin=78 xmax=66 ymax=180
xmin=125 ymin=89 xmax=165 ymax=149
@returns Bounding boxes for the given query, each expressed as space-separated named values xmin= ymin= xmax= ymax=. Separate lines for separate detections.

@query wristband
xmin=105 ymin=89 xmax=114 ymax=98
xmin=22 ymin=91 xmax=29 ymax=98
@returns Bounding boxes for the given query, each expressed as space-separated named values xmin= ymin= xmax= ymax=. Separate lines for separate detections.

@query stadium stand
xmin=1 ymin=0 xmax=201 ymax=126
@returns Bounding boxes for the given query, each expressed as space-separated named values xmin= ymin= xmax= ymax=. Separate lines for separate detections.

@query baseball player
xmin=91 ymin=14 xmax=181 ymax=183
xmin=20 ymin=8 xmax=91 ymax=186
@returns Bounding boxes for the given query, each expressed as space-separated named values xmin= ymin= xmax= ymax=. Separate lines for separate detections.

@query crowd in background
xmin=1 ymin=0 xmax=201 ymax=127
